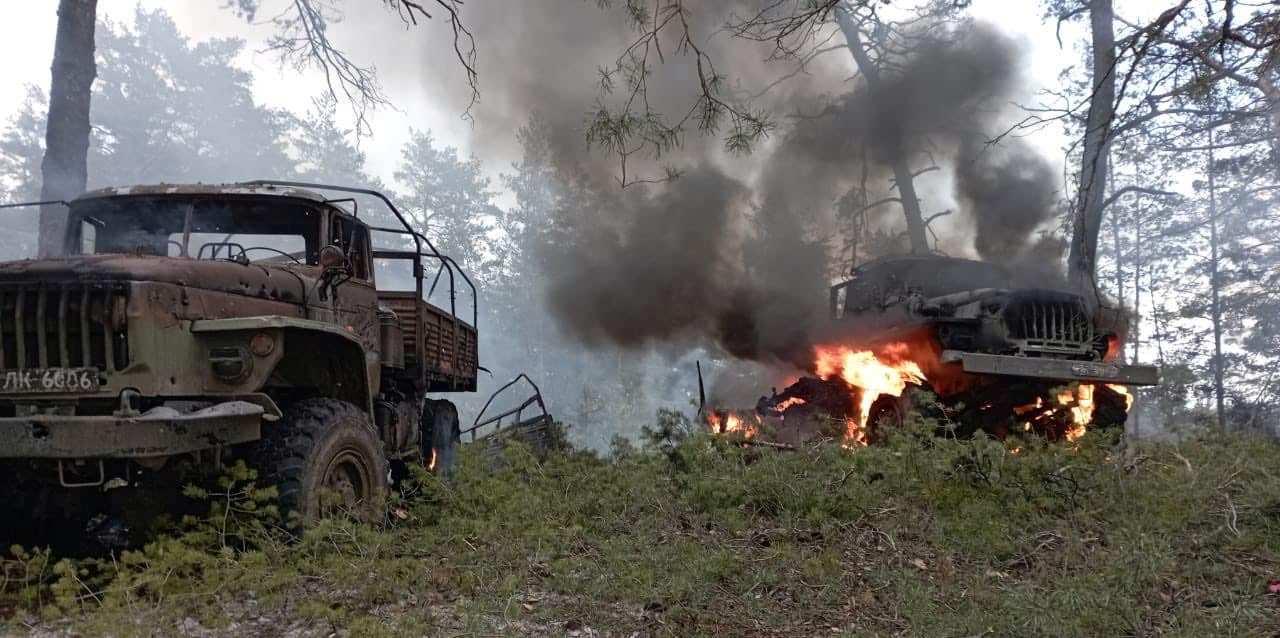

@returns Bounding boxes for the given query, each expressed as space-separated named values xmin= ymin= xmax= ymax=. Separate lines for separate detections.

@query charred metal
xmin=724 ymin=255 xmax=1159 ymax=445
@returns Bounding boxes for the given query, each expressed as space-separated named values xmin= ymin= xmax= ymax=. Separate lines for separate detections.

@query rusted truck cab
xmin=0 ymin=182 xmax=477 ymax=531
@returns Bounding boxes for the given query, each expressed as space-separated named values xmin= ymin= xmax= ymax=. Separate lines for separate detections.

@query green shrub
xmin=3 ymin=423 xmax=1279 ymax=636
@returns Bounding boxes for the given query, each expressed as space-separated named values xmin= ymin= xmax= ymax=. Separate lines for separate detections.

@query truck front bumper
xmin=941 ymin=351 xmax=1160 ymax=386
xmin=0 ymin=401 xmax=263 ymax=459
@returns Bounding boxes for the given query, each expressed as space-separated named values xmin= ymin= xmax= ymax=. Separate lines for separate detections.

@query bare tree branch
xmin=589 ymin=0 xmax=859 ymax=187
xmin=249 ymin=0 xmax=478 ymax=136
xmin=1099 ymin=185 xmax=1180 ymax=213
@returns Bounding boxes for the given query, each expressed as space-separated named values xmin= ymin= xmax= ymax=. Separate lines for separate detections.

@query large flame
xmin=1039 ymin=382 xmax=1134 ymax=442
xmin=709 ymin=328 xmax=1138 ymax=447
xmin=1057 ymin=384 xmax=1095 ymax=441
xmin=814 ymin=342 xmax=926 ymax=443
xmin=706 ymin=410 xmax=758 ymax=439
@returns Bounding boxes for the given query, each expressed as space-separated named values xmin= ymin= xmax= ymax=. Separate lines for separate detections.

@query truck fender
xmin=191 ymin=316 xmax=374 ymax=415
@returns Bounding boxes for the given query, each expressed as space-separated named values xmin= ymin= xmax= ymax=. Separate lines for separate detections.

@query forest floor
xmin=3 ymin=415 xmax=1280 ymax=637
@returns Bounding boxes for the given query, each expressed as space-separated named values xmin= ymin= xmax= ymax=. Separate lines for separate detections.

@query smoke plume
xmin=957 ymin=137 xmax=1058 ymax=264
xmin=535 ymin=164 xmax=827 ymax=366
xmin=404 ymin=3 xmax=1062 ymax=363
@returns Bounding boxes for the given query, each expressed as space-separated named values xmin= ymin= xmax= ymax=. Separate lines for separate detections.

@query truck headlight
xmin=249 ymin=331 xmax=276 ymax=357
xmin=209 ymin=346 xmax=252 ymax=382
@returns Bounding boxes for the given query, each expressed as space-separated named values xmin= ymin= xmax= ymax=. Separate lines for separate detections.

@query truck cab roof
xmin=848 ymin=255 xmax=1024 ymax=298
xmin=75 ymin=182 xmax=333 ymax=206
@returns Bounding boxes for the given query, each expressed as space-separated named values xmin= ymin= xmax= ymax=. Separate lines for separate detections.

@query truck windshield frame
xmin=66 ymin=195 xmax=322 ymax=264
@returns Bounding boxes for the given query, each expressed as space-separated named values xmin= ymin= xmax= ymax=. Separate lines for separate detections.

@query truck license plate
xmin=0 ymin=368 xmax=100 ymax=394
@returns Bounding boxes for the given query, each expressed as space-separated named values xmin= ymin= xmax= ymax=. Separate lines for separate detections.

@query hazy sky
xmin=0 ymin=1 xmax=1169 ymax=191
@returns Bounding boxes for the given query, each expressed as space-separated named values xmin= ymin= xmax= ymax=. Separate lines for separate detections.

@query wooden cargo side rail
xmin=371 ymin=245 xmax=476 ymax=391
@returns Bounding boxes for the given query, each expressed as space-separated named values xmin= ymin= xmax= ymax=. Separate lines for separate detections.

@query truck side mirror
xmin=319 ymin=244 xmax=346 ymax=269
xmin=318 ymin=244 xmax=350 ymax=301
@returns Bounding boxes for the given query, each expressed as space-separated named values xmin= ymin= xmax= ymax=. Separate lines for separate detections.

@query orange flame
xmin=706 ymin=411 xmax=722 ymax=432
xmin=814 ymin=342 xmax=926 ymax=442
xmin=734 ymin=325 xmax=1136 ymax=447
xmin=1011 ymin=382 xmax=1135 ymax=442
xmin=1065 ymin=384 xmax=1094 ymax=441
xmin=1046 ymin=384 xmax=1098 ymax=441
xmin=1013 ymin=397 xmax=1044 ymax=416
xmin=706 ymin=411 xmax=758 ymax=439
xmin=428 ymin=448 xmax=437 ymax=471
xmin=842 ymin=417 xmax=865 ymax=447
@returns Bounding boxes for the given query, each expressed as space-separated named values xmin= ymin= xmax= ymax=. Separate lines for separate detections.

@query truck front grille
xmin=1005 ymin=296 xmax=1094 ymax=355
xmin=0 ymin=284 xmax=130 ymax=371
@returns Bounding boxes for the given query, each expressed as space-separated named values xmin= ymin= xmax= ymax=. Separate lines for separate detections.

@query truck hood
xmin=0 ymin=255 xmax=314 ymax=304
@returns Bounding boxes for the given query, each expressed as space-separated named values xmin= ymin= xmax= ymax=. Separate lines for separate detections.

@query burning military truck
xmin=707 ymin=255 xmax=1159 ymax=446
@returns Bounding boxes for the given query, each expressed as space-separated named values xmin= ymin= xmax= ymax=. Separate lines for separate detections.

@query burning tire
xmin=865 ymin=393 xmax=907 ymax=443
xmin=864 ymin=385 xmax=946 ymax=443
xmin=254 ymin=398 xmax=389 ymax=525
xmin=422 ymin=398 xmax=462 ymax=475
xmin=967 ymin=381 xmax=1132 ymax=441
xmin=1091 ymin=384 xmax=1131 ymax=430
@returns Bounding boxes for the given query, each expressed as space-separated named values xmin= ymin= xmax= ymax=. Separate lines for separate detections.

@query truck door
xmin=328 ymin=213 xmax=380 ymax=361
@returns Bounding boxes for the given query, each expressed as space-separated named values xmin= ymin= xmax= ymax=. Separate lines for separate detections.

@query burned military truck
xmin=752 ymin=255 xmax=1159 ymax=442
xmin=0 ymin=182 xmax=482 ymax=529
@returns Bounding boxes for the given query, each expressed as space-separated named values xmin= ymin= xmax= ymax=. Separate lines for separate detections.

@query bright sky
xmin=0 ymin=1 xmax=1169 ymax=190
xmin=0 ymin=0 xmax=468 ymax=184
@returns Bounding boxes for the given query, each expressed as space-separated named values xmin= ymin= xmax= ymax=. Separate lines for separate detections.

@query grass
xmin=3 ymin=413 xmax=1280 ymax=636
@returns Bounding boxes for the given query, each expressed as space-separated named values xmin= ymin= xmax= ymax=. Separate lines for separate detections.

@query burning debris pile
xmin=707 ymin=335 xmax=1138 ymax=449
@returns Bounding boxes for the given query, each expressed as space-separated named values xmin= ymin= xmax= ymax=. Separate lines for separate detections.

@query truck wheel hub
xmin=321 ymin=449 xmax=372 ymax=511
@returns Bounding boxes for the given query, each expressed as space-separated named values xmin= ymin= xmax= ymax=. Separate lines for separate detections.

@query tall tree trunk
xmin=1067 ymin=0 xmax=1117 ymax=293
xmin=1130 ymin=191 xmax=1143 ymax=435
xmin=1130 ymin=196 xmax=1141 ymax=368
xmin=1257 ymin=52 xmax=1280 ymax=181
xmin=1108 ymin=177 xmax=1125 ymax=360
xmin=38 ymin=0 xmax=97 ymax=257
xmin=834 ymin=8 xmax=930 ymax=255
xmin=1206 ymin=129 xmax=1226 ymax=430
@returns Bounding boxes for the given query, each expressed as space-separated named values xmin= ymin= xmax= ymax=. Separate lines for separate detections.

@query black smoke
xmin=956 ymin=137 xmax=1059 ymax=264
xmin=403 ymin=4 xmax=1062 ymax=362
xmin=536 ymin=164 xmax=827 ymax=366
xmin=761 ymin=21 xmax=1062 ymax=268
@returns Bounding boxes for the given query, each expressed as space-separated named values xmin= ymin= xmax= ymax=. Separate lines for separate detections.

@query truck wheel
xmin=865 ymin=394 xmax=906 ymax=444
xmin=421 ymin=399 xmax=462 ymax=475
xmin=0 ymin=466 xmax=26 ymax=544
xmin=255 ymin=398 xmax=389 ymax=525
xmin=1092 ymin=385 xmax=1130 ymax=429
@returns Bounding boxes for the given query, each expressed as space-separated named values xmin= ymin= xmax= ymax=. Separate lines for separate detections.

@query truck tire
xmin=254 ymin=398 xmax=389 ymax=525
xmin=421 ymin=399 xmax=462 ymax=476
xmin=1092 ymin=384 xmax=1130 ymax=430
xmin=865 ymin=385 xmax=939 ymax=444
xmin=0 ymin=466 xmax=26 ymax=544
xmin=865 ymin=393 xmax=907 ymax=444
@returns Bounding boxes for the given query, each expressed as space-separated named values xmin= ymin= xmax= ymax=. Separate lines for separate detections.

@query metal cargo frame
xmin=244 ymin=180 xmax=478 ymax=392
